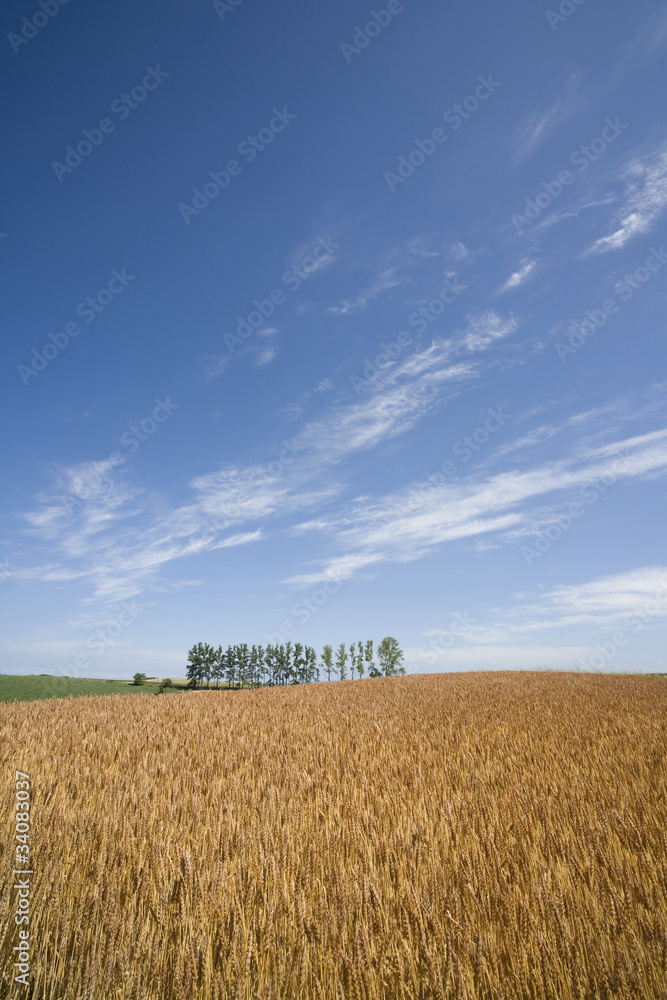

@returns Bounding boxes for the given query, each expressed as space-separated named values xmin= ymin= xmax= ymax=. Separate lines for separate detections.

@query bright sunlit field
xmin=1 ymin=671 xmax=666 ymax=999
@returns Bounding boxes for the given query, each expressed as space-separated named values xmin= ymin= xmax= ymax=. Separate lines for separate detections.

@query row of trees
xmin=185 ymin=638 xmax=404 ymax=689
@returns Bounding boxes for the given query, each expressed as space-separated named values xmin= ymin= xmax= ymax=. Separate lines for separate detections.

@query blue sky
xmin=2 ymin=0 xmax=667 ymax=677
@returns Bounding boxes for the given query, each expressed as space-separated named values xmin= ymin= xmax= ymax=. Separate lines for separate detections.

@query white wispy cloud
xmin=16 ymin=342 xmax=477 ymax=605
xmin=494 ymin=424 xmax=560 ymax=458
xmin=216 ymin=529 xmax=264 ymax=548
xmin=529 ymin=193 xmax=617 ymax=237
xmin=326 ymin=236 xmax=451 ymax=315
xmin=444 ymin=240 xmax=469 ymax=262
xmin=481 ymin=564 xmax=667 ymax=640
xmin=201 ymin=354 xmax=231 ymax=380
xmin=14 ymin=464 xmax=280 ymax=604
xmin=300 ymin=343 xmax=475 ymax=456
xmin=511 ymin=72 xmax=584 ymax=165
xmin=458 ymin=310 xmax=517 ymax=352
xmin=498 ymin=260 xmax=536 ymax=292
xmin=327 ymin=264 xmax=404 ymax=315
xmin=283 ymin=427 xmax=667 ymax=586
xmin=609 ymin=7 xmax=667 ymax=84
xmin=407 ymin=563 xmax=667 ymax=670
xmin=585 ymin=141 xmax=667 ymax=253
xmin=541 ymin=565 xmax=667 ymax=625
xmin=254 ymin=346 xmax=277 ymax=366
xmin=565 ymin=382 xmax=667 ymax=430
xmin=279 ymin=377 xmax=334 ymax=423
xmin=287 ymin=233 xmax=341 ymax=277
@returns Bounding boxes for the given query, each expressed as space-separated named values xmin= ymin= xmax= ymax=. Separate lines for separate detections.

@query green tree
xmin=187 ymin=642 xmax=216 ymax=688
xmin=356 ymin=640 xmax=365 ymax=680
xmin=377 ymin=636 xmax=404 ymax=677
xmin=335 ymin=642 xmax=348 ymax=681
xmin=132 ymin=672 xmax=147 ymax=686
xmin=305 ymin=645 xmax=319 ymax=683
xmin=186 ymin=644 xmax=206 ymax=688
xmin=236 ymin=644 xmax=250 ymax=687
xmin=224 ymin=645 xmax=236 ymax=688
xmin=321 ymin=644 xmax=333 ymax=682
xmin=265 ymin=644 xmax=277 ymax=686
xmin=365 ymin=639 xmax=380 ymax=677
xmin=211 ymin=645 xmax=224 ymax=688
xmin=285 ymin=641 xmax=295 ymax=685
xmin=250 ymin=646 xmax=262 ymax=687
xmin=274 ymin=644 xmax=288 ymax=685
xmin=202 ymin=642 xmax=217 ymax=688
xmin=260 ymin=645 xmax=268 ymax=685
xmin=293 ymin=643 xmax=306 ymax=684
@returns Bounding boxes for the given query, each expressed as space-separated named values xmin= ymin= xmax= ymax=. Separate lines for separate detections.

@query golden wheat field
xmin=1 ymin=672 xmax=666 ymax=1000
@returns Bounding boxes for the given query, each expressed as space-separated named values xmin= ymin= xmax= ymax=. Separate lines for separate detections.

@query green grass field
xmin=0 ymin=674 xmax=190 ymax=703
xmin=0 ymin=674 xmax=270 ymax=703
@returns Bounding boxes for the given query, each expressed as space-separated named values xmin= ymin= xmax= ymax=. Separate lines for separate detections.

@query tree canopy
xmin=185 ymin=637 xmax=404 ymax=688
